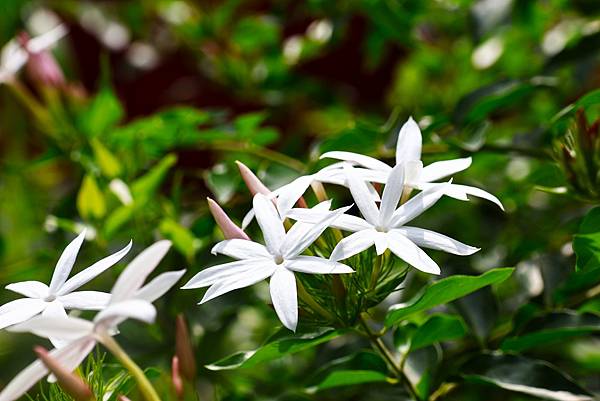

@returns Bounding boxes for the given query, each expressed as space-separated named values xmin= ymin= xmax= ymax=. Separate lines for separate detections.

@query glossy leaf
xmin=410 ymin=314 xmax=467 ymax=350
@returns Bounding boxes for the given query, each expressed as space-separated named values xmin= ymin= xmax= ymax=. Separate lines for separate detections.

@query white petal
xmin=48 ymin=230 xmax=87 ymax=295
xmin=344 ymin=165 xmax=380 ymax=225
xmin=134 ymin=269 xmax=186 ymax=302
xmin=5 ymin=281 xmax=49 ymax=299
xmin=211 ymin=239 xmax=270 ymax=259
xmin=9 ymin=315 xmax=92 ymax=341
xmin=200 ymin=264 xmax=276 ymax=303
xmin=47 ymin=337 xmax=96 ymax=383
xmin=374 ymin=232 xmax=388 ymax=255
xmin=58 ymin=240 xmax=132 ymax=295
xmin=253 ymin=193 xmax=286 ymax=255
xmin=285 ymin=256 xmax=354 ymax=274
xmin=94 ymin=299 xmax=157 ymax=327
xmin=58 ymin=291 xmax=111 ymax=310
xmin=320 ymin=151 xmax=391 ymax=172
xmin=395 ymin=117 xmax=422 ymax=164
xmin=182 ymin=259 xmax=269 ymax=289
xmin=390 ymin=184 xmax=447 ymax=227
xmin=387 ymin=231 xmax=440 ymax=275
xmin=420 ymin=157 xmax=472 ymax=183
xmin=27 ymin=24 xmax=68 ymax=53
xmin=269 ymin=268 xmax=298 ymax=331
xmin=275 ymin=175 xmax=314 ymax=216
xmin=330 ymin=230 xmax=377 ymax=261
xmin=282 ymin=205 xmax=351 ymax=258
xmin=396 ymin=226 xmax=480 ymax=256
xmin=0 ymin=299 xmax=47 ymax=330
xmin=41 ymin=302 xmax=69 ymax=348
xmin=241 ymin=209 xmax=255 ymax=230
xmin=403 ymin=160 xmax=424 ymax=186
xmin=379 ymin=163 xmax=405 ymax=225
xmin=110 ymin=240 xmax=171 ymax=303
xmin=444 ymin=183 xmax=504 ymax=210
xmin=1 ymin=40 xmax=28 ymax=76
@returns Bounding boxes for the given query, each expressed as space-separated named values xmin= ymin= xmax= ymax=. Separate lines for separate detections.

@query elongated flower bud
xmin=171 ymin=356 xmax=184 ymax=399
xmin=207 ymin=197 xmax=250 ymax=240
xmin=34 ymin=346 xmax=95 ymax=401
xmin=235 ymin=161 xmax=271 ymax=195
xmin=18 ymin=33 xmax=65 ymax=88
xmin=175 ymin=314 xmax=197 ymax=381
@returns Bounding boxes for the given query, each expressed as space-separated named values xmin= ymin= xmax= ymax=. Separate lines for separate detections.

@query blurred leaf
xmin=79 ymin=86 xmax=124 ymax=137
xmin=104 ymin=206 xmax=134 ymax=239
xmin=385 ymin=268 xmax=513 ymax=327
xmin=410 ymin=314 xmax=467 ymax=350
xmin=159 ymin=218 xmax=199 ymax=261
xmin=131 ymin=154 xmax=177 ymax=204
xmin=461 ymin=353 xmax=594 ymax=401
xmin=573 ymin=207 xmax=600 ymax=272
xmin=404 ymin=345 xmax=440 ymax=400
xmin=453 ymin=287 xmax=499 ymax=341
xmin=206 ymin=328 xmax=345 ymax=370
xmin=204 ymin=164 xmax=239 ymax=204
xmin=306 ymin=370 xmax=390 ymax=393
xmin=91 ymin=138 xmax=122 ymax=178
xmin=501 ymin=311 xmax=600 ymax=352
xmin=77 ymin=174 xmax=106 ymax=220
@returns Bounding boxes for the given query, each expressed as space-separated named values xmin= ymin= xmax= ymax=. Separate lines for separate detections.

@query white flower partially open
xmin=183 ymin=194 xmax=354 ymax=332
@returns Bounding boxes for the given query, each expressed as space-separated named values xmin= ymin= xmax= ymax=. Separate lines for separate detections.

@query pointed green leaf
xmin=77 ymin=174 xmax=106 ymax=220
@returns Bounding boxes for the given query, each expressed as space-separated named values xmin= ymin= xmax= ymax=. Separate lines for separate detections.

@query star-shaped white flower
xmin=0 ymin=229 xmax=132 ymax=344
xmin=0 ymin=240 xmax=185 ymax=401
xmin=0 ymin=24 xmax=67 ymax=84
xmin=183 ymin=193 xmax=354 ymax=332
xmin=321 ymin=117 xmax=504 ymax=210
xmin=290 ymin=164 xmax=479 ymax=275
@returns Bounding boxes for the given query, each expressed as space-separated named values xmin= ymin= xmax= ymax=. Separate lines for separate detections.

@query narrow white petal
xmin=94 ymin=299 xmax=157 ymax=327
xmin=395 ymin=117 xmax=422 ymax=164
xmin=0 ymin=358 xmax=48 ymax=401
xmin=269 ymin=268 xmax=298 ymax=331
xmin=285 ymin=256 xmax=354 ymax=274
xmin=0 ymin=40 xmax=28 ymax=75
xmin=387 ymin=231 xmax=441 ymax=275
xmin=41 ymin=302 xmax=69 ymax=348
xmin=200 ymin=264 xmax=276 ymax=303
xmin=0 ymin=299 xmax=47 ymax=330
xmin=182 ymin=259 xmax=269 ymax=289
xmin=403 ymin=160 xmax=424 ymax=186
xmin=275 ymin=175 xmax=314 ymax=216
xmin=420 ymin=157 xmax=472 ymax=183
xmin=211 ymin=239 xmax=270 ymax=259
xmin=320 ymin=151 xmax=391 ymax=172
xmin=134 ymin=270 xmax=186 ymax=302
xmin=379 ymin=164 xmax=405 ymax=225
xmin=58 ymin=291 xmax=111 ymax=310
xmin=282 ymin=205 xmax=351 ymax=258
xmin=396 ymin=226 xmax=480 ymax=255
xmin=344 ymin=165 xmax=380 ymax=225
xmin=110 ymin=240 xmax=171 ymax=303
xmin=58 ymin=240 xmax=132 ymax=295
xmin=27 ymin=24 xmax=68 ymax=53
xmin=330 ymin=230 xmax=377 ymax=261
xmin=253 ymin=193 xmax=286 ymax=255
xmin=241 ymin=209 xmax=255 ymax=230
xmin=47 ymin=337 xmax=96 ymax=383
xmin=390 ymin=184 xmax=447 ymax=227
xmin=374 ymin=232 xmax=388 ymax=255
xmin=48 ymin=229 xmax=87 ymax=295
xmin=5 ymin=281 xmax=49 ymax=299
xmin=332 ymin=214 xmax=374 ymax=232
xmin=444 ymin=183 xmax=504 ymax=210
xmin=9 ymin=315 xmax=93 ymax=341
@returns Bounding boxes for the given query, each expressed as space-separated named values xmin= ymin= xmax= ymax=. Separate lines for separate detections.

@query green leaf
xmin=385 ymin=268 xmax=513 ymax=327
xmin=462 ymin=353 xmax=594 ymax=401
xmin=91 ymin=138 xmax=122 ymax=178
xmin=404 ymin=345 xmax=440 ymax=400
xmin=103 ymin=205 xmax=134 ymax=239
xmin=77 ymin=174 xmax=106 ymax=220
xmin=79 ymin=86 xmax=124 ymax=137
xmin=410 ymin=314 xmax=467 ymax=350
xmin=206 ymin=328 xmax=345 ymax=370
xmin=306 ymin=370 xmax=390 ymax=393
xmin=501 ymin=311 xmax=600 ymax=352
xmin=159 ymin=218 xmax=200 ymax=261
xmin=573 ymin=207 xmax=600 ymax=272
xmin=131 ymin=154 xmax=177 ymax=204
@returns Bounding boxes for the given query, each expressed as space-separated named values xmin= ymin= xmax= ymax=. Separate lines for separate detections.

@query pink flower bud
xmin=18 ymin=32 xmax=65 ymax=88
xmin=175 ymin=314 xmax=197 ymax=381
xmin=235 ymin=161 xmax=271 ymax=196
xmin=34 ymin=346 xmax=95 ymax=401
xmin=171 ymin=356 xmax=184 ymax=399
xmin=207 ymin=197 xmax=250 ymax=240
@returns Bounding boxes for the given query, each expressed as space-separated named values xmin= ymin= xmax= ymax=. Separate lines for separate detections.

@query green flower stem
xmin=358 ymin=314 xmax=419 ymax=400
xmin=8 ymin=80 xmax=52 ymax=128
xmin=202 ymin=141 xmax=306 ymax=172
xmin=368 ymin=254 xmax=384 ymax=291
xmin=297 ymin=279 xmax=334 ymax=321
xmin=99 ymin=334 xmax=161 ymax=401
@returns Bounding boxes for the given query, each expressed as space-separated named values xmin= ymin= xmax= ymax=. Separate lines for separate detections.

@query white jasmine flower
xmin=0 ymin=240 xmax=185 ymax=401
xmin=0 ymin=229 xmax=131 ymax=344
xmin=321 ymin=117 xmax=504 ymax=210
xmin=290 ymin=164 xmax=479 ymax=275
xmin=183 ymin=194 xmax=354 ymax=332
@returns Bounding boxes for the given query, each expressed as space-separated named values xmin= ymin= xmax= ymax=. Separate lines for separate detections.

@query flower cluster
xmin=184 ymin=117 xmax=503 ymax=331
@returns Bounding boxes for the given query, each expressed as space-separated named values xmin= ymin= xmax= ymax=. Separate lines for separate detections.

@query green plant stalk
xmin=203 ymin=141 xmax=306 ymax=172
xmin=358 ymin=314 xmax=419 ymax=400
xmin=99 ymin=334 xmax=161 ymax=401
xmin=8 ymin=80 xmax=52 ymax=129
xmin=369 ymin=254 xmax=384 ymax=291
xmin=297 ymin=279 xmax=334 ymax=321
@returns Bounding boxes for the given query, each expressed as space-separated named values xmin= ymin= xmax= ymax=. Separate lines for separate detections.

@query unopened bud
xmin=235 ymin=161 xmax=271 ymax=195
xmin=175 ymin=314 xmax=197 ymax=381
xmin=34 ymin=346 xmax=94 ymax=401
xmin=171 ymin=356 xmax=184 ymax=399
xmin=18 ymin=32 xmax=65 ymax=88
xmin=207 ymin=197 xmax=250 ymax=240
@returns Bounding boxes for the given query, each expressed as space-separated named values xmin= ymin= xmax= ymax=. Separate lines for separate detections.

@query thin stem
xmin=297 ymin=279 xmax=334 ymax=321
xmin=202 ymin=141 xmax=306 ymax=172
xmin=99 ymin=334 xmax=161 ymax=401
xmin=369 ymin=254 xmax=383 ymax=291
xmin=358 ymin=314 xmax=419 ymax=400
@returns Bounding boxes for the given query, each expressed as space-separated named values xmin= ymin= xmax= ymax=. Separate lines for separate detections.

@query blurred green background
xmin=1 ymin=0 xmax=600 ymax=400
